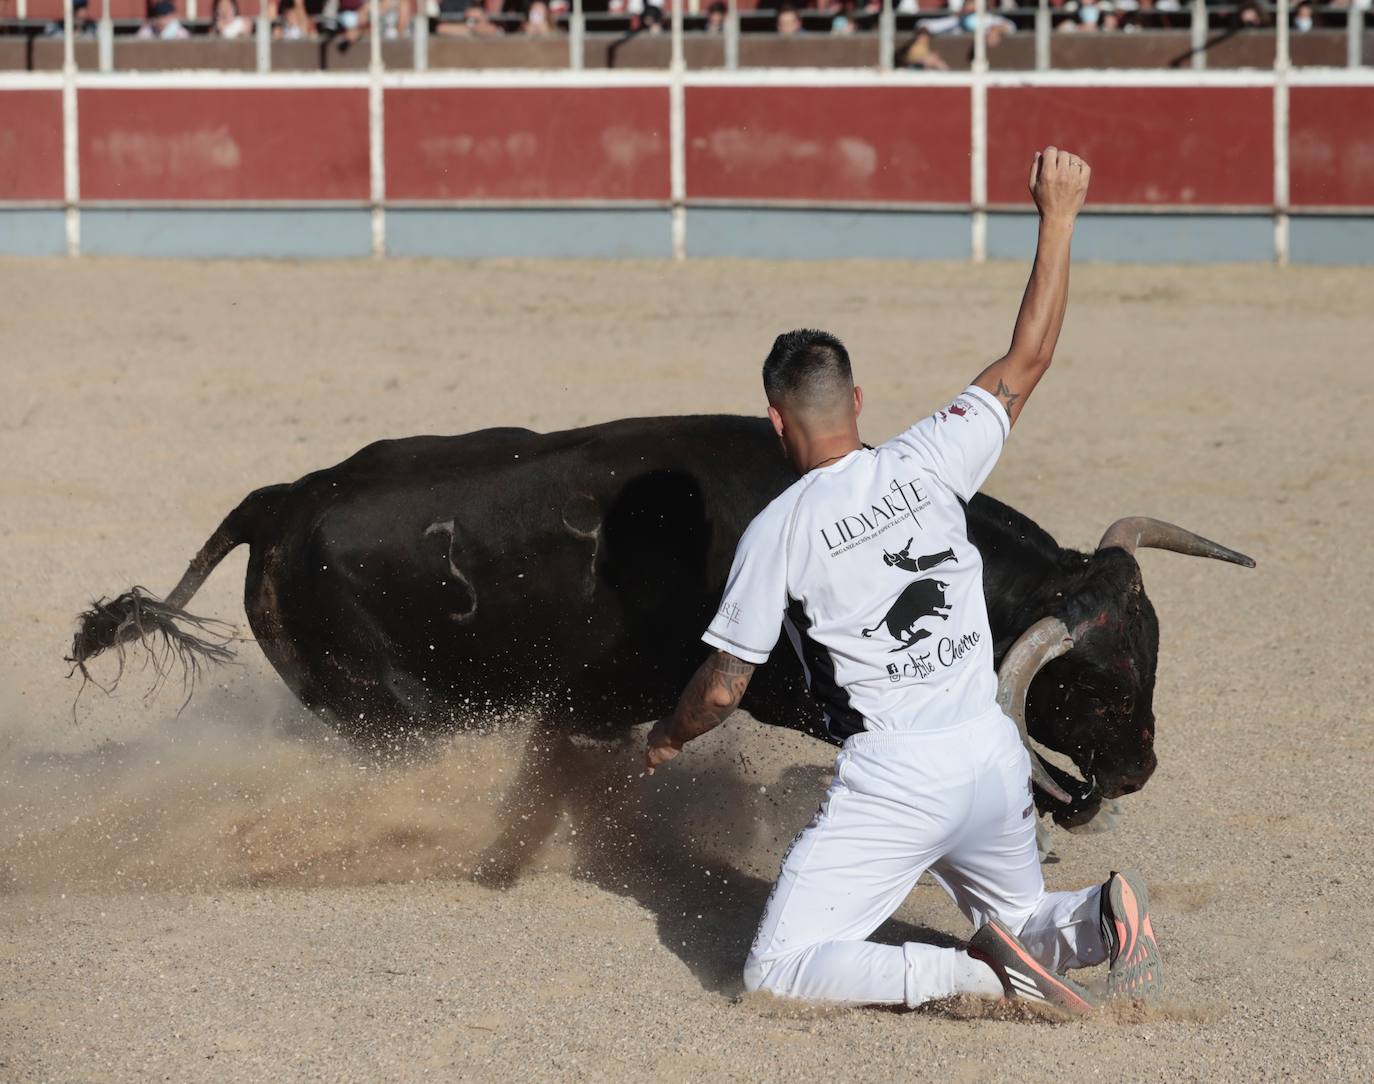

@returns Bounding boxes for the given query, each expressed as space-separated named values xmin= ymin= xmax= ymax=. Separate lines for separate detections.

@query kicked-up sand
xmin=0 ymin=256 xmax=1370 ymax=1081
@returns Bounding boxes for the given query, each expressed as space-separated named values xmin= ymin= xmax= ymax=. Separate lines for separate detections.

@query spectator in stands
xmin=896 ymin=25 xmax=950 ymax=67
xmin=1054 ymin=0 xmax=1123 ymax=30
xmin=138 ymin=0 xmax=191 ymax=38
xmin=1111 ymin=0 xmax=1145 ymax=30
xmin=522 ymin=0 xmax=554 ymax=33
xmin=1074 ymin=0 xmax=1105 ymax=29
xmin=705 ymin=0 xmax=726 ymax=31
xmin=362 ymin=0 xmax=413 ymax=36
xmin=1292 ymin=0 xmax=1315 ymax=30
xmin=337 ymin=0 xmax=368 ymax=39
xmin=436 ymin=0 xmax=503 ymax=34
xmin=272 ymin=0 xmax=315 ymax=38
xmin=924 ymin=0 xmax=1014 ymax=36
xmin=639 ymin=4 xmax=665 ymax=32
xmin=1126 ymin=0 xmax=1181 ymax=28
xmin=961 ymin=0 xmax=1013 ymax=32
xmin=1233 ymin=0 xmax=1269 ymax=27
xmin=824 ymin=0 xmax=860 ymax=34
xmin=211 ymin=0 xmax=252 ymax=36
xmin=776 ymin=2 xmax=802 ymax=33
xmin=43 ymin=0 xmax=97 ymax=37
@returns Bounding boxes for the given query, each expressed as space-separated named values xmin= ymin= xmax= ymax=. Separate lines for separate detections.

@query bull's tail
xmin=66 ymin=484 xmax=289 ymax=708
xmin=861 ymin=625 xmax=880 ymax=639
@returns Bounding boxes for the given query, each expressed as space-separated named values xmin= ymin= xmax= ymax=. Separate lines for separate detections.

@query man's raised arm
xmin=973 ymin=146 xmax=1091 ymax=428
xmin=644 ymin=650 xmax=755 ymax=775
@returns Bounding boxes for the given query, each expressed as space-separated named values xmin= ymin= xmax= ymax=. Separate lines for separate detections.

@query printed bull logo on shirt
xmin=860 ymin=540 xmax=958 ymax=651
xmin=700 ymin=384 xmax=1008 ymax=738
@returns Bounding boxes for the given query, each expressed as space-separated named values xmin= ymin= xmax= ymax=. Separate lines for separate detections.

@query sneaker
xmin=969 ymin=917 xmax=1101 ymax=1015
xmin=1100 ymin=869 xmax=1163 ymax=999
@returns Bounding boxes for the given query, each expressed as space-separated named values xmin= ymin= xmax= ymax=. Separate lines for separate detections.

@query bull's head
xmin=996 ymin=517 xmax=1254 ymax=828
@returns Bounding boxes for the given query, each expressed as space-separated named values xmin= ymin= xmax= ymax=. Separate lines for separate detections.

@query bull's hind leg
xmin=471 ymin=721 xmax=576 ymax=888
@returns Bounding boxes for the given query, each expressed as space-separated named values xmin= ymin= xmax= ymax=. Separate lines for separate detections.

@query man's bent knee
xmin=744 ymin=949 xmax=818 ymax=1000
xmin=742 ymin=952 xmax=773 ymax=995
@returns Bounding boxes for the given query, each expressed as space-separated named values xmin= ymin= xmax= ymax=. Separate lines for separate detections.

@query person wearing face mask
xmin=924 ymin=0 xmax=1014 ymax=35
xmin=961 ymin=0 xmax=1014 ymax=31
xmin=1076 ymin=0 xmax=1103 ymax=28
xmin=1292 ymin=0 xmax=1315 ymax=31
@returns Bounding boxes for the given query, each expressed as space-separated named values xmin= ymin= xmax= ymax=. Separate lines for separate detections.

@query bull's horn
xmin=995 ymin=617 xmax=1075 ymax=805
xmin=1097 ymin=517 xmax=1256 ymax=568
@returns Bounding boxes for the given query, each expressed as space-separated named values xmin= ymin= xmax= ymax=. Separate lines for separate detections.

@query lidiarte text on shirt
xmin=818 ymin=477 xmax=932 ymax=555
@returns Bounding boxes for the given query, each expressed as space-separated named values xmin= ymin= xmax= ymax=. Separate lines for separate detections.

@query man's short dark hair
xmin=762 ymin=329 xmax=853 ymax=408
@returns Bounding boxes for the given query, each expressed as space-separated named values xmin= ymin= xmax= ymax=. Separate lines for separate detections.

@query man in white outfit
xmin=645 ymin=147 xmax=1162 ymax=1012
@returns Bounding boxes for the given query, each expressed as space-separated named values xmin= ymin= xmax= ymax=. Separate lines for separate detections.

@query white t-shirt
xmin=702 ymin=385 xmax=1009 ymax=739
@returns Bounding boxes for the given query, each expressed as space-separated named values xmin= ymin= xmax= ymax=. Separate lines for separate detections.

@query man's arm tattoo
xmin=673 ymin=651 xmax=756 ymax=742
xmin=994 ymin=378 xmax=1021 ymax=416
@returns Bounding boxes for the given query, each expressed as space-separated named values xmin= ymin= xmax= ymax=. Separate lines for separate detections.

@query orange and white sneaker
xmin=1100 ymin=869 xmax=1163 ymax=999
xmin=968 ymin=917 xmax=1101 ymax=1015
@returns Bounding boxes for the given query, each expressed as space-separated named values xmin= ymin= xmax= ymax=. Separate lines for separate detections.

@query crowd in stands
xmin=38 ymin=0 xmax=1369 ymax=44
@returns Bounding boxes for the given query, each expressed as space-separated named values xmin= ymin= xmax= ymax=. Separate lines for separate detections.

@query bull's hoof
xmin=1063 ymin=799 xmax=1123 ymax=835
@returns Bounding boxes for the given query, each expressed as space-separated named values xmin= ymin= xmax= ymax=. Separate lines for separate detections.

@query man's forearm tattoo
xmin=674 ymin=651 xmax=755 ymax=741
xmin=994 ymin=378 xmax=1021 ymax=416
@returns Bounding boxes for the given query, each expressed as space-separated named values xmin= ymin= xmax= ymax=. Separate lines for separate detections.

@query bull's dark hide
xmin=70 ymin=415 xmax=1246 ymax=825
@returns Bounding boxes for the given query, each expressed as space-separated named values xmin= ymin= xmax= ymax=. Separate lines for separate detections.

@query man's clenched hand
xmin=1029 ymin=147 xmax=1091 ymax=227
xmin=643 ymin=718 xmax=683 ymax=776
xmin=643 ymin=650 xmax=756 ymax=777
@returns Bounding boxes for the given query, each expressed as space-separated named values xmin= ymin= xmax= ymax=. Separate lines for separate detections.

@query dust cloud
xmin=0 ymin=677 xmax=828 ymax=898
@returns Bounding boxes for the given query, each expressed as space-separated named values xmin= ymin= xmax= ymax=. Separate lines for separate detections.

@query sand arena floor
xmin=0 ymin=257 xmax=1370 ymax=1081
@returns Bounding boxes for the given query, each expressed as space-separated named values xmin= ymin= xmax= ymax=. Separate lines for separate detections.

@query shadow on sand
xmin=2 ymin=687 xmax=959 ymax=998
xmin=469 ymin=724 xmax=961 ymax=996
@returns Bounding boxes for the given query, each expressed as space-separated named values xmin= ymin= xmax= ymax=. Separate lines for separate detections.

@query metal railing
xmin=4 ymin=0 xmax=1369 ymax=265
xmin=1 ymin=1 xmax=1367 ymax=71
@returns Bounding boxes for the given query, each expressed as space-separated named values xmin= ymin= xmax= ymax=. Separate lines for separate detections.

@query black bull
xmin=69 ymin=415 xmax=1254 ymax=827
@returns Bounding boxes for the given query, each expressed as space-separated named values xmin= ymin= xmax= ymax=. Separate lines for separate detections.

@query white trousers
xmin=743 ymin=707 xmax=1108 ymax=1007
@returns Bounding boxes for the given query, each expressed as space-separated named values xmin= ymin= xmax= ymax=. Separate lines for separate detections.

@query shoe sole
xmin=1103 ymin=869 xmax=1163 ymax=999
xmin=977 ymin=918 xmax=1100 ymax=1015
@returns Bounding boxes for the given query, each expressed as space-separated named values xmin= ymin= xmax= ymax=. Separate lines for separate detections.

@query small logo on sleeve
xmin=717 ymin=601 xmax=743 ymax=626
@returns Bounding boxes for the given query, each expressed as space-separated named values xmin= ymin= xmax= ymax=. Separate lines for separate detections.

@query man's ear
xmin=853 ymin=385 xmax=864 ymax=418
xmin=767 ymin=404 xmax=785 ymax=438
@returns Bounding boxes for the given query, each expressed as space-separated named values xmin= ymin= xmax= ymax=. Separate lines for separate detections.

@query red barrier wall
xmin=386 ymin=87 xmax=670 ymax=201
xmin=2 ymin=82 xmax=1369 ymax=212
xmin=78 ymin=87 xmax=369 ymax=201
xmin=685 ymin=86 xmax=972 ymax=204
xmin=1289 ymin=86 xmax=1374 ymax=207
xmin=0 ymin=90 xmax=64 ymax=200
xmin=987 ymin=86 xmax=1274 ymax=207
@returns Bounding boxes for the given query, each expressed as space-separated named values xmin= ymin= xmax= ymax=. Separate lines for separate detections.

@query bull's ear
xmin=1127 ymin=567 xmax=1144 ymax=599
